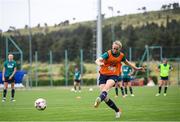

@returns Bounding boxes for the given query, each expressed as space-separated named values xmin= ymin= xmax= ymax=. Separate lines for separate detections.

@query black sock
xmin=105 ymin=99 xmax=119 ymax=112
xmin=129 ymin=87 xmax=133 ymax=94
xmin=164 ymin=87 xmax=168 ymax=93
xmin=125 ymin=87 xmax=127 ymax=95
xmin=74 ymin=86 xmax=76 ymax=90
xmin=99 ymin=91 xmax=107 ymax=101
xmin=11 ymin=89 xmax=15 ymax=98
xmin=158 ymin=86 xmax=162 ymax=93
xmin=3 ymin=89 xmax=7 ymax=98
xmin=115 ymin=87 xmax=118 ymax=96
xmin=120 ymin=87 xmax=124 ymax=95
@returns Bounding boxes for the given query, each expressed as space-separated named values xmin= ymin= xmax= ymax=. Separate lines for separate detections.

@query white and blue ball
xmin=34 ymin=98 xmax=47 ymax=110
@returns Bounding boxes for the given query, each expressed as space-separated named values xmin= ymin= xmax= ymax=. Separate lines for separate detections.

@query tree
xmin=172 ymin=2 xmax=180 ymax=10
xmin=161 ymin=5 xmax=167 ymax=10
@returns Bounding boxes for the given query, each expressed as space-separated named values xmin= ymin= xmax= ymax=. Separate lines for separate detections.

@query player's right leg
xmin=119 ymin=82 xmax=125 ymax=97
xmin=94 ymin=78 xmax=115 ymax=108
xmin=2 ymin=81 xmax=8 ymax=102
xmin=94 ymin=74 xmax=107 ymax=108
xmin=156 ymin=80 xmax=163 ymax=96
xmin=73 ymin=81 xmax=77 ymax=92
xmin=128 ymin=82 xmax=134 ymax=96
xmin=94 ymin=84 xmax=105 ymax=108
xmin=94 ymin=76 xmax=122 ymax=118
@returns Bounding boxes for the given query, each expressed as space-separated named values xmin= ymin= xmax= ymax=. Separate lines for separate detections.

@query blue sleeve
xmin=101 ymin=52 xmax=109 ymax=60
xmin=3 ymin=61 xmax=6 ymax=67
xmin=14 ymin=61 xmax=17 ymax=67
xmin=122 ymin=55 xmax=126 ymax=62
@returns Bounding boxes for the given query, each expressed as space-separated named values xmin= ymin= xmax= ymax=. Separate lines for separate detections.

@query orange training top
xmin=99 ymin=50 xmax=125 ymax=76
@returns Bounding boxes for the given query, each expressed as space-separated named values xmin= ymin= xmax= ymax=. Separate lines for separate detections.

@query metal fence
xmin=0 ymin=37 xmax=179 ymax=86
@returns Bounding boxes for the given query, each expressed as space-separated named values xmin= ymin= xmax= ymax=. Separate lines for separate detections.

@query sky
xmin=0 ymin=0 xmax=179 ymax=32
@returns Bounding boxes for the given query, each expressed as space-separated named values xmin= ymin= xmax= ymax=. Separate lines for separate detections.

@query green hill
xmin=3 ymin=9 xmax=180 ymax=36
xmin=1 ymin=9 xmax=180 ymax=62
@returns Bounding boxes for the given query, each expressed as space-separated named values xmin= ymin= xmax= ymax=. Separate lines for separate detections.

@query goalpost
xmin=5 ymin=36 xmax=23 ymax=70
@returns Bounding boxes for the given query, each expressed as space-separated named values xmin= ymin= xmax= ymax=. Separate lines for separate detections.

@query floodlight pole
xmin=96 ymin=0 xmax=102 ymax=85
xmin=28 ymin=0 xmax=32 ymax=87
xmin=108 ymin=6 xmax=115 ymax=42
xmin=96 ymin=0 xmax=102 ymax=58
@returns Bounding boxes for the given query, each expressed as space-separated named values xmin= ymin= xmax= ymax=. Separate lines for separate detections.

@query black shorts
xmin=99 ymin=74 xmax=118 ymax=85
xmin=117 ymin=76 xmax=122 ymax=82
xmin=4 ymin=77 xmax=15 ymax=83
xmin=160 ymin=76 xmax=169 ymax=80
xmin=122 ymin=77 xmax=131 ymax=82
xmin=74 ymin=79 xmax=81 ymax=83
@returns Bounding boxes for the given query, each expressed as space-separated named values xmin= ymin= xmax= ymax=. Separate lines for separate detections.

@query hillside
xmin=0 ymin=9 xmax=180 ymax=62
xmin=0 ymin=9 xmax=180 ymax=86
xmin=3 ymin=10 xmax=180 ymax=36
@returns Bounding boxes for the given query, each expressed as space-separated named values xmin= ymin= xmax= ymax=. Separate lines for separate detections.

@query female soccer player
xmin=156 ymin=58 xmax=172 ymax=96
xmin=2 ymin=53 xmax=17 ymax=102
xmin=122 ymin=64 xmax=134 ymax=97
xmin=73 ymin=67 xmax=81 ymax=92
xmin=94 ymin=40 xmax=144 ymax=118
xmin=114 ymin=75 xmax=125 ymax=98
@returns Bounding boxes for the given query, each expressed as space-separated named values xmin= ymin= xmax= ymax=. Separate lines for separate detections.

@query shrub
xmin=31 ymin=78 xmax=97 ymax=86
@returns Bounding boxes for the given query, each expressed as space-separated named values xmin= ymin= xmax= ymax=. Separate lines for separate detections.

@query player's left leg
xmin=102 ymin=80 xmax=121 ymax=118
xmin=124 ymin=82 xmax=128 ymax=96
xmin=78 ymin=82 xmax=81 ymax=92
xmin=119 ymin=82 xmax=125 ymax=97
xmin=115 ymin=82 xmax=119 ymax=97
xmin=11 ymin=82 xmax=16 ymax=102
xmin=164 ymin=80 xmax=168 ymax=96
xmin=104 ymin=96 xmax=122 ymax=118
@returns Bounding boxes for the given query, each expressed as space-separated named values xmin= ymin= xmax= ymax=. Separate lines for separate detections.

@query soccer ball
xmin=34 ymin=98 xmax=47 ymax=110
xmin=89 ymin=88 xmax=93 ymax=92
xmin=71 ymin=88 xmax=75 ymax=92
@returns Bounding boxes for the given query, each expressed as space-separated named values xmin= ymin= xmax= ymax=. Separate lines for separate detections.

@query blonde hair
xmin=113 ymin=40 xmax=122 ymax=49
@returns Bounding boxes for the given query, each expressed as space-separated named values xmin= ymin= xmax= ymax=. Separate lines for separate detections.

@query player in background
xmin=115 ymin=75 xmax=125 ymax=98
xmin=94 ymin=40 xmax=144 ymax=118
xmin=73 ymin=66 xmax=81 ymax=92
xmin=156 ymin=58 xmax=173 ymax=96
xmin=2 ymin=53 xmax=17 ymax=102
xmin=122 ymin=64 xmax=134 ymax=97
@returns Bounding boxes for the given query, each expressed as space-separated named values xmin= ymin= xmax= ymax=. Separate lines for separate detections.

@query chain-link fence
xmin=0 ymin=40 xmax=179 ymax=87
xmin=127 ymin=46 xmax=180 ymax=85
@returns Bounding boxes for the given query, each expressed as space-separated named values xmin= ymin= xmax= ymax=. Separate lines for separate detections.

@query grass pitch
xmin=0 ymin=86 xmax=180 ymax=121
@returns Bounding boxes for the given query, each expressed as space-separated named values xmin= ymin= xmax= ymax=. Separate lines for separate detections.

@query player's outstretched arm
xmin=124 ymin=59 xmax=145 ymax=71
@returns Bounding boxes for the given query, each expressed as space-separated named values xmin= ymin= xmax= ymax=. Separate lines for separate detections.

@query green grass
xmin=0 ymin=86 xmax=180 ymax=121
